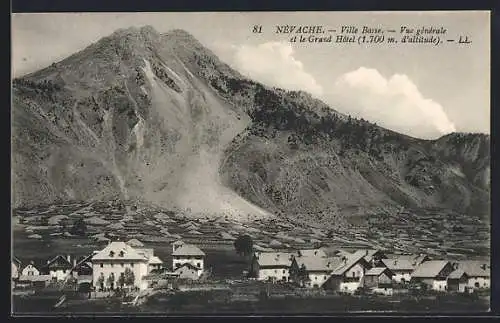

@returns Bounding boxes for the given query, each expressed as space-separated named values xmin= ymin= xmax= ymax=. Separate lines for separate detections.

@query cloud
xmin=330 ymin=67 xmax=456 ymax=139
xmin=229 ymin=42 xmax=323 ymax=97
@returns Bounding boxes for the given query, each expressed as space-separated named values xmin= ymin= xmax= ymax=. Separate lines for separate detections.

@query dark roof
xmin=46 ymin=255 xmax=73 ymax=270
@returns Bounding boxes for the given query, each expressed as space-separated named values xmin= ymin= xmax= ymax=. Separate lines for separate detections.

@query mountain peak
xmin=111 ymin=25 xmax=160 ymax=38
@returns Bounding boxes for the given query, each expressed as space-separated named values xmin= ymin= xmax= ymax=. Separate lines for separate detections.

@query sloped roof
xmin=255 ymin=252 xmax=293 ymax=268
xmin=448 ymin=269 xmax=468 ymax=279
xmin=92 ymin=241 xmax=147 ymax=261
xmin=135 ymin=248 xmax=154 ymax=259
xmin=172 ymin=244 xmax=205 ymax=256
xmin=456 ymin=260 xmax=490 ymax=277
xmin=187 ymin=230 xmax=202 ymax=235
xmin=296 ymin=249 xmax=327 ymax=258
xmin=358 ymin=249 xmax=383 ymax=262
xmin=331 ymin=250 xmax=369 ymax=276
xmin=412 ymin=261 xmax=450 ymax=278
xmin=295 ymin=256 xmax=342 ymax=272
xmin=381 ymin=258 xmax=415 ymax=271
xmin=365 ymin=267 xmax=391 ymax=276
xmin=72 ymin=254 xmax=93 ymax=270
xmin=46 ymin=255 xmax=73 ymax=270
xmin=148 ymin=256 xmax=163 ymax=265
xmin=126 ymin=238 xmax=144 ymax=247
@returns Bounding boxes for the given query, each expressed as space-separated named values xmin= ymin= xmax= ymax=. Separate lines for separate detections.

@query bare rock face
xmin=12 ymin=26 xmax=490 ymax=225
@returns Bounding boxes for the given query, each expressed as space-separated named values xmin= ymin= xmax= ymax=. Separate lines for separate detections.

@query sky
xmin=11 ymin=11 xmax=490 ymax=139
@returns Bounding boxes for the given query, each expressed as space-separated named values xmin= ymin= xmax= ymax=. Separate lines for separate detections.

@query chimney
xmin=481 ymin=264 xmax=487 ymax=270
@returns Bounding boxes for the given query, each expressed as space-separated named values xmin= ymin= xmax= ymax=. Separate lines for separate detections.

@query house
xmin=92 ymin=241 xmax=163 ymax=291
xmin=290 ymin=255 xmax=342 ymax=288
xmin=148 ymin=255 xmax=163 ymax=272
xmin=12 ymin=257 xmax=22 ymax=280
xmin=323 ymin=250 xmax=371 ymax=293
xmin=175 ymin=263 xmax=200 ymax=280
xmin=21 ymin=261 xmax=41 ymax=277
xmin=363 ymin=267 xmax=394 ymax=294
xmin=171 ymin=242 xmax=205 ymax=278
xmin=447 ymin=269 xmax=469 ymax=293
xmin=454 ymin=260 xmax=490 ymax=290
xmin=411 ymin=260 xmax=454 ymax=292
xmin=70 ymin=254 xmax=94 ymax=292
xmin=45 ymin=255 xmax=75 ymax=281
xmin=249 ymin=252 xmax=294 ymax=282
xmin=379 ymin=258 xmax=415 ymax=284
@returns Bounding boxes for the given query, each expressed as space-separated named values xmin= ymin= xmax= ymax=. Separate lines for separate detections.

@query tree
xmin=234 ymin=234 xmax=253 ymax=257
xmin=123 ymin=267 xmax=135 ymax=288
xmin=97 ymin=273 xmax=105 ymax=291
xmin=296 ymin=264 xmax=310 ymax=287
xmin=106 ymin=273 xmax=115 ymax=290
xmin=118 ymin=273 xmax=125 ymax=289
xmin=70 ymin=218 xmax=87 ymax=236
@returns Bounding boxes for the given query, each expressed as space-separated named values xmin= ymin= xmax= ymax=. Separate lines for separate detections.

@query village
xmin=11 ymin=200 xmax=490 ymax=313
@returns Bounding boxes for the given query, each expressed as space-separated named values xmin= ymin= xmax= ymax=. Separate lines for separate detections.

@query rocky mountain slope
xmin=11 ymin=26 xmax=490 ymax=226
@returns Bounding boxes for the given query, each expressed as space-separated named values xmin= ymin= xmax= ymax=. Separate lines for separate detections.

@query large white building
xmin=92 ymin=240 xmax=163 ymax=291
xmin=171 ymin=241 xmax=205 ymax=278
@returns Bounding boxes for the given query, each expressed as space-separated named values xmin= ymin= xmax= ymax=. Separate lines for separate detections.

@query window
xmin=110 ymin=263 xmax=114 ymax=268
xmin=315 ymin=276 xmax=317 ymax=280
xmin=352 ymin=272 xmax=355 ymax=278
xmin=197 ymin=263 xmax=200 ymax=268
xmin=119 ymin=251 xmax=124 ymax=257
xmin=131 ymin=263 xmax=134 ymax=267
xmin=63 ymin=270 xmax=66 ymax=274
xmin=109 ymin=251 xmax=115 ymax=257
xmin=283 ymin=270 xmax=286 ymax=274
xmin=100 ymin=264 xmax=103 ymax=268
xmin=324 ymin=275 xmax=327 ymax=280
xmin=121 ymin=263 xmax=124 ymax=267
xmin=275 ymin=270 xmax=277 ymax=273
